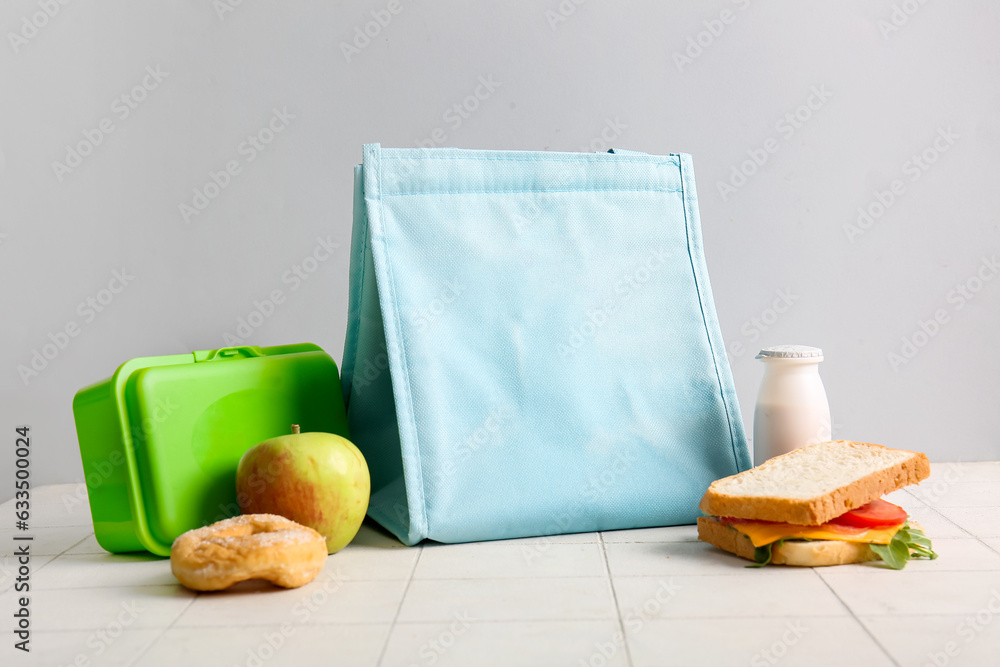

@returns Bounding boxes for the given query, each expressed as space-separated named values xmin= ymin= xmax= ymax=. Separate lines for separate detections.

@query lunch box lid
xmin=72 ymin=343 xmax=350 ymax=556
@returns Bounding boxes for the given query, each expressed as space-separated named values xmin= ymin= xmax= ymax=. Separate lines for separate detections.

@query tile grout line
xmin=980 ymin=538 xmax=1000 ymax=556
xmin=0 ymin=532 xmax=92 ymax=595
xmin=29 ymin=566 xmax=999 ymax=593
xmin=903 ymin=488 xmax=1000 ymax=554
xmin=813 ymin=569 xmax=901 ymax=667
xmin=598 ymin=531 xmax=634 ymax=667
xmin=34 ymin=532 xmax=93 ymax=573
xmin=123 ymin=594 xmax=198 ymax=667
xmin=30 ymin=609 xmax=999 ymax=634
xmin=913 ymin=497 xmax=999 ymax=543
xmin=23 ymin=566 xmax=1000 ymax=593
xmin=921 ymin=503 xmax=1000 ymax=558
xmin=375 ymin=544 xmax=423 ymax=667
xmin=106 ymin=523 xmax=192 ymax=667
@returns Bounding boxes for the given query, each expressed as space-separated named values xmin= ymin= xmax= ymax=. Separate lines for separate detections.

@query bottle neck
xmin=761 ymin=359 xmax=822 ymax=376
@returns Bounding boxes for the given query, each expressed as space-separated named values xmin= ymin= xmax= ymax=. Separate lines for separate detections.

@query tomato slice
xmin=829 ymin=499 xmax=907 ymax=528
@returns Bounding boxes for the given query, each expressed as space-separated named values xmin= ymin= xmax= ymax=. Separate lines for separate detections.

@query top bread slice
xmin=699 ymin=440 xmax=930 ymax=525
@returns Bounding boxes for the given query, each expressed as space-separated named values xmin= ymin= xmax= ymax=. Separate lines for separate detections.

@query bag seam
xmin=678 ymin=156 xmax=742 ymax=471
xmin=381 ymin=154 xmax=680 ymax=164
xmin=375 ymin=151 xmax=431 ymax=543
xmin=343 ymin=169 xmax=370 ymax=406
xmin=366 ymin=503 xmax=409 ymax=546
xmin=383 ymin=187 xmax=683 ymax=197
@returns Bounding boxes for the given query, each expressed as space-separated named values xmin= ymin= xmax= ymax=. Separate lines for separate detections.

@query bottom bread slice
xmin=697 ymin=517 xmax=880 ymax=567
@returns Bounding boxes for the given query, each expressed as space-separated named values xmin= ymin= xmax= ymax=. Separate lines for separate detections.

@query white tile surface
xmin=933 ymin=506 xmax=1000 ymax=537
xmin=904 ymin=503 xmax=975 ymax=538
xmin=26 ymin=483 xmax=94 ymax=528
xmin=34 ymin=553 xmax=177 ymax=590
xmin=414 ymin=541 xmax=605 ymax=579
xmin=134 ymin=624 xmax=389 ymax=667
xmin=607 ymin=540 xmax=750 ymax=576
xmin=882 ymin=487 xmax=928 ymax=512
xmin=818 ymin=570 xmax=1000 ymax=616
xmin=0 ymin=584 xmax=195 ymax=631
xmin=909 ymin=481 xmax=1000 ymax=508
xmin=600 ymin=524 xmax=699 ymax=543
xmin=398 ymin=577 xmax=616 ymax=622
xmin=627 ymin=616 xmax=894 ymax=667
xmin=861 ymin=611 xmax=1000 ymax=667
xmin=63 ymin=532 xmax=107 ymax=555
xmin=605 ymin=539 xmax=850 ymax=577
xmin=0 ymin=525 xmax=92 ymax=556
xmin=326 ymin=541 xmax=421 ymax=581
xmin=383 ymin=620 xmax=629 ymax=667
xmin=3 ymin=464 xmax=999 ymax=666
xmin=613 ymin=572 xmax=848 ymax=619
xmin=981 ymin=537 xmax=1000 ymax=554
xmin=17 ymin=629 xmax=162 ymax=667
xmin=175 ymin=576 xmax=407 ymax=627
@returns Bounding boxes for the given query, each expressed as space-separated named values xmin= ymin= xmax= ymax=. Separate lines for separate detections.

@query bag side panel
xmin=341 ymin=165 xmax=365 ymax=406
xmin=678 ymin=154 xmax=752 ymax=473
xmin=342 ymin=160 xmax=413 ymax=544
xmin=361 ymin=143 xmax=429 ymax=544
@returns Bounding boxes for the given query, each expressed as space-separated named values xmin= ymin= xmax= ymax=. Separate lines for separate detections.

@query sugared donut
xmin=170 ymin=514 xmax=327 ymax=591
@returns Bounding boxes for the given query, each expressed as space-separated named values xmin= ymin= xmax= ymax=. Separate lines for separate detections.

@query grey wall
xmin=2 ymin=0 xmax=998 ymax=503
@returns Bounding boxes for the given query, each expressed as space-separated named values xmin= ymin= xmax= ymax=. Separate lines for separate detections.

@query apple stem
xmin=291 ymin=424 xmax=301 ymax=435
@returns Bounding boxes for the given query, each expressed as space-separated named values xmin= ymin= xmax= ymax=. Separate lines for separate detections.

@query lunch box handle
xmin=192 ymin=345 xmax=265 ymax=362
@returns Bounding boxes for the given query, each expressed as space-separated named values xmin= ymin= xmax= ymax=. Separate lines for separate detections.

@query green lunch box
xmin=72 ymin=343 xmax=350 ymax=556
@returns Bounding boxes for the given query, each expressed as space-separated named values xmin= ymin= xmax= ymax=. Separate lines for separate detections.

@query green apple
xmin=236 ymin=425 xmax=370 ymax=554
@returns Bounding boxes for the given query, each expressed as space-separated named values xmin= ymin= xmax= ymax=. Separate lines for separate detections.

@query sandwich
xmin=697 ymin=440 xmax=938 ymax=568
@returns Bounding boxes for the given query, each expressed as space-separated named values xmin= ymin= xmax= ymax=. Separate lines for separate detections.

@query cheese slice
xmin=720 ymin=518 xmax=903 ymax=548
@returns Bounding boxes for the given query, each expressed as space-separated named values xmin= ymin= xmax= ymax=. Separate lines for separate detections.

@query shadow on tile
xmin=351 ymin=518 xmax=407 ymax=548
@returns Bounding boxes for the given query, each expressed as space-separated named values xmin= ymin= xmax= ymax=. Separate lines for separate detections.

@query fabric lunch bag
xmin=341 ymin=143 xmax=750 ymax=545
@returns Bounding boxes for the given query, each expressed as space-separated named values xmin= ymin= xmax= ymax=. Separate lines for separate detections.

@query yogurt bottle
xmin=752 ymin=345 xmax=831 ymax=466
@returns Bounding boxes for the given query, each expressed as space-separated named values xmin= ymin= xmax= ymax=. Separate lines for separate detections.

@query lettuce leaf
xmin=749 ymin=542 xmax=775 ymax=567
xmin=870 ymin=523 xmax=938 ymax=569
xmin=744 ymin=523 xmax=937 ymax=569
xmin=747 ymin=538 xmax=799 ymax=568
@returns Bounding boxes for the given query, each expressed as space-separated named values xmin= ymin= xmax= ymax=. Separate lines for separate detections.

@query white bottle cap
xmin=756 ymin=345 xmax=823 ymax=359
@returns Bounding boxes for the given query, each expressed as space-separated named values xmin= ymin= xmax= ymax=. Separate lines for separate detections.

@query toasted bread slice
xmin=697 ymin=517 xmax=880 ymax=567
xmin=699 ymin=440 xmax=929 ymax=525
